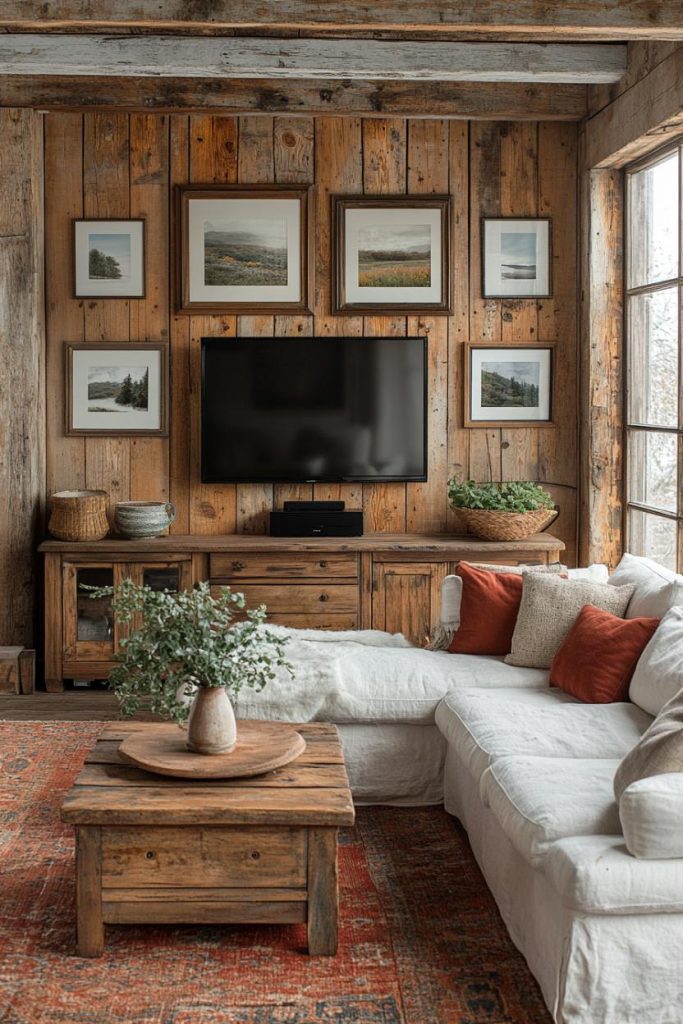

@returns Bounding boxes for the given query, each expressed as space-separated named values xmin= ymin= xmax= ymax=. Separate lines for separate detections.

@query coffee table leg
xmin=76 ymin=826 xmax=104 ymax=957
xmin=307 ymin=827 xmax=338 ymax=955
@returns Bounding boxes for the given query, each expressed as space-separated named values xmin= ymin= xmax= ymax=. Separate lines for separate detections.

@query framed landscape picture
xmin=65 ymin=343 xmax=168 ymax=436
xmin=176 ymin=185 xmax=311 ymax=314
xmin=482 ymin=217 xmax=552 ymax=299
xmin=464 ymin=343 xmax=554 ymax=428
xmin=73 ymin=219 xmax=145 ymax=298
xmin=333 ymin=195 xmax=451 ymax=313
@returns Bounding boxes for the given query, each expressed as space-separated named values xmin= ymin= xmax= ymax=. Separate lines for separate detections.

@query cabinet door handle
xmin=319 ymin=560 xmax=328 ymax=569
xmin=231 ymin=560 xmax=246 ymax=571
xmin=319 ymin=592 xmax=330 ymax=602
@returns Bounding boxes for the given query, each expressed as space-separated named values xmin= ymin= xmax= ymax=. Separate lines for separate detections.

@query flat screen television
xmin=201 ymin=336 xmax=427 ymax=483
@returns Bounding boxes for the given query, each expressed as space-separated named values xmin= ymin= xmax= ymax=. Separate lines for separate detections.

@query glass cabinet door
xmin=142 ymin=566 xmax=182 ymax=592
xmin=63 ymin=562 xmax=122 ymax=662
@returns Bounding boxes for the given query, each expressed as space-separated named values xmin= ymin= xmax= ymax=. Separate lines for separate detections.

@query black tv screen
xmin=201 ymin=336 xmax=427 ymax=483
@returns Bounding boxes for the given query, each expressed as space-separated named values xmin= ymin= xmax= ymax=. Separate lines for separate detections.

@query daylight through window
xmin=625 ymin=145 xmax=682 ymax=571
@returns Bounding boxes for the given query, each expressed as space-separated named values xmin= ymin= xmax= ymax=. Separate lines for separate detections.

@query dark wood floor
xmin=0 ymin=691 xmax=159 ymax=721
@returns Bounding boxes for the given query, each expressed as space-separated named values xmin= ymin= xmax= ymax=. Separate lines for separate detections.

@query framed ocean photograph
xmin=73 ymin=219 xmax=145 ymax=298
xmin=464 ymin=343 xmax=555 ymax=428
xmin=65 ymin=343 xmax=168 ymax=436
xmin=482 ymin=217 xmax=552 ymax=299
xmin=333 ymin=195 xmax=451 ymax=313
xmin=176 ymin=185 xmax=312 ymax=314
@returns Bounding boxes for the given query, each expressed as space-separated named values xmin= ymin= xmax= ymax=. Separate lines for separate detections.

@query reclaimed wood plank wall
xmin=44 ymin=113 xmax=579 ymax=562
xmin=0 ymin=108 xmax=45 ymax=646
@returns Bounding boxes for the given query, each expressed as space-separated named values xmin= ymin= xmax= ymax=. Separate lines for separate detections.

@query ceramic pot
xmin=186 ymin=686 xmax=237 ymax=755
xmin=114 ymin=500 xmax=176 ymax=539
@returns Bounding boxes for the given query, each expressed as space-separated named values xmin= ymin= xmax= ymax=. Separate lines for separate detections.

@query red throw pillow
xmin=449 ymin=562 xmax=523 ymax=656
xmin=550 ymin=604 xmax=660 ymax=703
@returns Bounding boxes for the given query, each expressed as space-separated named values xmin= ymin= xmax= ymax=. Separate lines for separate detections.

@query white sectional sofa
xmin=235 ymin=553 xmax=683 ymax=1024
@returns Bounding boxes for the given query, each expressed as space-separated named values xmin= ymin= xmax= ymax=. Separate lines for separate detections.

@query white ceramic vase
xmin=186 ymin=685 xmax=237 ymax=755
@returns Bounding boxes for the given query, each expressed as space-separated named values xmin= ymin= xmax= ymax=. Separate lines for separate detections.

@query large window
xmin=625 ymin=145 xmax=682 ymax=571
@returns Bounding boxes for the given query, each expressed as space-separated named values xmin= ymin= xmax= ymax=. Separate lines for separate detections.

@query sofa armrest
xmin=620 ymin=773 xmax=683 ymax=860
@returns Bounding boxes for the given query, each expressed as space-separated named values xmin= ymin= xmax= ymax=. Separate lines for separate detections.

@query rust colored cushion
xmin=550 ymin=604 xmax=661 ymax=704
xmin=449 ymin=562 xmax=523 ymax=656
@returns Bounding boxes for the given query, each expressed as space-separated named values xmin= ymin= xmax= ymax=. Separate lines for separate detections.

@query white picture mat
xmin=187 ymin=197 xmax=301 ymax=302
xmin=72 ymin=348 xmax=162 ymax=430
xmin=344 ymin=207 xmax=443 ymax=304
xmin=74 ymin=220 xmax=144 ymax=297
xmin=483 ymin=219 xmax=550 ymax=297
xmin=470 ymin=347 xmax=552 ymax=421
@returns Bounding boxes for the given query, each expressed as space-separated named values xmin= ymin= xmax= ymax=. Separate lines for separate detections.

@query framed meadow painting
xmin=482 ymin=217 xmax=552 ymax=299
xmin=65 ymin=343 xmax=168 ymax=436
xmin=176 ymin=185 xmax=312 ymax=314
xmin=333 ymin=195 xmax=451 ymax=313
xmin=465 ymin=343 xmax=555 ymax=428
xmin=73 ymin=219 xmax=145 ymax=298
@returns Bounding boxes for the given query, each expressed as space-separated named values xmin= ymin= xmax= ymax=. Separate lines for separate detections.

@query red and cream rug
xmin=0 ymin=721 xmax=551 ymax=1024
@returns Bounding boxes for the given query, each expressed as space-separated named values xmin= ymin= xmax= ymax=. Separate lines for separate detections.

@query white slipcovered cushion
xmin=434 ymin=687 xmax=651 ymax=783
xmin=620 ymin=774 xmax=683 ymax=860
xmin=608 ymin=551 xmax=683 ymax=619
xmin=545 ymin=834 xmax=683 ymax=914
xmin=629 ymin=606 xmax=683 ymax=716
xmin=237 ymin=640 xmax=548 ymax=726
xmin=482 ymin=755 xmax=621 ymax=866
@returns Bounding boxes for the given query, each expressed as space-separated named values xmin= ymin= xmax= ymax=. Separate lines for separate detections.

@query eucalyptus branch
xmin=82 ymin=580 xmax=291 ymax=724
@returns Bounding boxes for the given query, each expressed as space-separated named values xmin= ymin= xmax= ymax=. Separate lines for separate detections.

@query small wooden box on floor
xmin=61 ymin=722 xmax=355 ymax=957
xmin=0 ymin=647 xmax=35 ymax=695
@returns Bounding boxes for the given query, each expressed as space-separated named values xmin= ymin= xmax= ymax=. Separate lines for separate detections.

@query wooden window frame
xmin=624 ymin=139 xmax=683 ymax=571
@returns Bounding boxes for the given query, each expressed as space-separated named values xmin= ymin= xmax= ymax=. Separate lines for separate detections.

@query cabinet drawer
xmin=102 ymin=826 xmax=307 ymax=889
xmin=212 ymin=583 xmax=359 ymax=615
xmin=209 ymin=552 xmax=358 ymax=579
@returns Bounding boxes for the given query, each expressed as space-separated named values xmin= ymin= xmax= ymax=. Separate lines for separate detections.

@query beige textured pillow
xmin=614 ymin=687 xmax=683 ymax=801
xmin=504 ymin=574 xmax=634 ymax=668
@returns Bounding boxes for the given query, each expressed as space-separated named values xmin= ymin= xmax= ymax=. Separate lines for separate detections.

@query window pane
xmin=628 ymin=151 xmax=679 ymax=288
xmin=628 ymin=508 xmax=678 ymax=571
xmin=77 ymin=567 xmax=113 ymax=642
xmin=627 ymin=429 xmax=679 ymax=513
xmin=627 ymin=287 xmax=679 ymax=427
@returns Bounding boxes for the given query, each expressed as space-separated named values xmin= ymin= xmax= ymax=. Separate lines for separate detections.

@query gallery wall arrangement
xmin=44 ymin=113 xmax=578 ymax=562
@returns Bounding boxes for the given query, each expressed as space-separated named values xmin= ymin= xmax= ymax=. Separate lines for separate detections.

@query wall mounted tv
xmin=201 ymin=336 xmax=428 ymax=483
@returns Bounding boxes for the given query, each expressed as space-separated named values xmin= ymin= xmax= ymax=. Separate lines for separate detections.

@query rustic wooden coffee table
xmin=61 ymin=721 xmax=354 ymax=957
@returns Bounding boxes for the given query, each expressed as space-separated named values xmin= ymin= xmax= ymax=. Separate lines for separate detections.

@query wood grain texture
xmin=0 ymin=108 xmax=45 ymax=647
xmin=0 ymin=76 xmax=588 ymax=120
xmin=3 ymin=2 xmax=681 ymax=40
xmin=38 ymin=110 xmax=579 ymax=662
xmin=0 ymin=36 xmax=627 ymax=83
xmin=307 ymin=827 xmax=339 ymax=956
xmin=75 ymin=826 xmax=103 ymax=956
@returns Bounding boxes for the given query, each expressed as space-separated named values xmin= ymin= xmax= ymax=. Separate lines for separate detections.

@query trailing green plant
xmin=84 ymin=579 xmax=291 ymax=724
xmin=447 ymin=476 xmax=555 ymax=513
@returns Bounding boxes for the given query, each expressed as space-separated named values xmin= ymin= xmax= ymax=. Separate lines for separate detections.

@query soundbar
xmin=270 ymin=510 xmax=363 ymax=537
xmin=282 ymin=500 xmax=345 ymax=512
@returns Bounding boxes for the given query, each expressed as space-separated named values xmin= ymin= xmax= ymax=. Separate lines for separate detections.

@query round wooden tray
xmin=118 ymin=721 xmax=306 ymax=779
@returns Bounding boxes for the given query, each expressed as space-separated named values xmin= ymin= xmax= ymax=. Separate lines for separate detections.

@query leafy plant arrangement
xmin=84 ymin=579 xmax=290 ymax=724
xmin=447 ymin=477 xmax=555 ymax=513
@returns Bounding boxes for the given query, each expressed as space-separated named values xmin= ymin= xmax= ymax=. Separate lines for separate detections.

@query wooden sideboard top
xmin=39 ymin=532 xmax=564 ymax=555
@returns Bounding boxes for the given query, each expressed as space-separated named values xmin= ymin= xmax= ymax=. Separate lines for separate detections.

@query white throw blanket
xmin=232 ymin=625 xmax=549 ymax=725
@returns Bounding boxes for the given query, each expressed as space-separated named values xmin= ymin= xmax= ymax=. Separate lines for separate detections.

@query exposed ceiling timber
xmin=0 ymin=36 xmax=628 ymax=84
xmin=0 ymin=75 xmax=588 ymax=120
xmin=0 ymin=1 xmax=682 ymax=41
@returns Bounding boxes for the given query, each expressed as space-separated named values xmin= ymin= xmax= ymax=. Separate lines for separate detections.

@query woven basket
xmin=48 ymin=490 xmax=109 ymax=542
xmin=457 ymin=506 xmax=558 ymax=542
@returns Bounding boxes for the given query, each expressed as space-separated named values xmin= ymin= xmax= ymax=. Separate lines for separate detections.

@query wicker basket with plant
xmin=447 ymin=477 xmax=557 ymax=541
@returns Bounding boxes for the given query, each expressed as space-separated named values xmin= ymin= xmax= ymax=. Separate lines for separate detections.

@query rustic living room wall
xmin=45 ymin=113 xmax=578 ymax=563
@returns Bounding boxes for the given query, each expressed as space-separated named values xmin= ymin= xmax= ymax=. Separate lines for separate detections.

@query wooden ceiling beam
xmin=0 ymin=36 xmax=627 ymax=84
xmin=0 ymin=1 xmax=682 ymax=41
xmin=0 ymin=75 xmax=588 ymax=120
xmin=584 ymin=45 xmax=683 ymax=167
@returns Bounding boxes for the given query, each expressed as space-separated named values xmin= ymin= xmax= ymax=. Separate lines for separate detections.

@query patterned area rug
xmin=0 ymin=722 xmax=551 ymax=1024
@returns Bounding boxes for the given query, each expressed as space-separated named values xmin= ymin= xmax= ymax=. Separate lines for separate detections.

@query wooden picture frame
xmin=73 ymin=219 xmax=146 ymax=299
xmin=65 ymin=342 xmax=169 ymax=437
xmin=332 ymin=195 xmax=452 ymax=314
xmin=481 ymin=216 xmax=552 ymax=299
xmin=464 ymin=343 xmax=555 ymax=428
xmin=175 ymin=184 xmax=313 ymax=314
